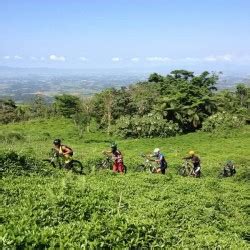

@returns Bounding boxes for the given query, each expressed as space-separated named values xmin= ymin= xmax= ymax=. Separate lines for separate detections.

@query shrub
xmin=0 ymin=151 xmax=60 ymax=177
xmin=202 ymin=112 xmax=245 ymax=132
xmin=111 ymin=114 xmax=180 ymax=138
xmin=0 ymin=131 xmax=25 ymax=143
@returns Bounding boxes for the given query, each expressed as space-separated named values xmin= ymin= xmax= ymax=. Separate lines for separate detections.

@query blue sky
xmin=1 ymin=0 xmax=250 ymax=70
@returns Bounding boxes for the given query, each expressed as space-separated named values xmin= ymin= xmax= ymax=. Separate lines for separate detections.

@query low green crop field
xmin=0 ymin=118 xmax=249 ymax=248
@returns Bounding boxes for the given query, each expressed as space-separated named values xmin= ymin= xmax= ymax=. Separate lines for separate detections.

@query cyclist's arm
xmin=61 ymin=146 xmax=73 ymax=155
xmin=155 ymin=155 xmax=163 ymax=164
xmin=183 ymin=156 xmax=192 ymax=160
xmin=146 ymin=155 xmax=156 ymax=162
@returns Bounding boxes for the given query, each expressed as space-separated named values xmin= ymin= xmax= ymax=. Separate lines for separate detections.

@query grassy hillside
xmin=0 ymin=118 xmax=249 ymax=248
xmin=0 ymin=117 xmax=249 ymax=174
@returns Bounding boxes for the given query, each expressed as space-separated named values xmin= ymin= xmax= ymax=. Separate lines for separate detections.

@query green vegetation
xmin=0 ymin=70 xmax=249 ymax=248
xmin=0 ymin=118 xmax=249 ymax=248
xmin=1 ymin=70 xmax=249 ymax=137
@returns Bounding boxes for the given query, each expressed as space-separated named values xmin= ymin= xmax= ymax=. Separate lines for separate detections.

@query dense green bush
xmin=0 ymin=151 xmax=60 ymax=177
xmin=111 ymin=114 xmax=180 ymax=138
xmin=1 ymin=174 xmax=249 ymax=248
xmin=202 ymin=112 xmax=245 ymax=132
xmin=0 ymin=131 xmax=25 ymax=143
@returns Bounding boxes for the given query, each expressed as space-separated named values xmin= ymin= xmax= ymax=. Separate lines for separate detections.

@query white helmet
xmin=153 ymin=148 xmax=160 ymax=155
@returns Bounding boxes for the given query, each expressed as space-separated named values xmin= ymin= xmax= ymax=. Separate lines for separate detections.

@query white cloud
xmin=14 ymin=55 xmax=22 ymax=60
xmin=30 ymin=56 xmax=37 ymax=61
xmin=40 ymin=57 xmax=45 ymax=61
xmin=112 ymin=57 xmax=121 ymax=62
xmin=221 ymin=54 xmax=232 ymax=61
xmin=49 ymin=54 xmax=66 ymax=62
xmin=79 ymin=57 xmax=88 ymax=61
xmin=204 ymin=54 xmax=232 ymax=62
xmin=146 ymin=57 xmax=171 ymax=62
xmin=181 ymin=57 xmax=201 ymax=62
xmin=204 ymin=56 xmax=217 ymax=62
xmin=131 ymin=57 xmax=140 ymax=62
xmin=3 ymin=56 xmax=10 ymax=60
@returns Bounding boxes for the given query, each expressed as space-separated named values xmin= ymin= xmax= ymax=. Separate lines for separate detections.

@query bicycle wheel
xmin=42 ymin=159 xmax=57 ymax=168
xmin=69 ymin=160 xmax=84 ymax=174
xmin=177 ymin=166 xmax=186 ymax=176
xmin=123 ymin=164 xmax=127 ymax=174
xmin=95 ymin=159 xmax=112 ymax=171
xmin=136 ymin=164 xmax=146 ymax=172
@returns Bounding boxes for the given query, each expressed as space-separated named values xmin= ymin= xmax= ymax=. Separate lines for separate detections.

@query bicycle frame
xmin=47 ymin=149 xmax=69 ymax=168
xmin=140 ymin=154 xmax=158 ymax=173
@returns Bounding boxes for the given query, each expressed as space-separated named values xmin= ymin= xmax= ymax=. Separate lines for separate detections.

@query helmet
xmin=110 ymin=142 xmax=117 ymax=149
xmin=189 ymin=150 xmax=195 ymax=155
xmin=153 ymin=148 xmax=160 ymax=155
xmin=53 ymin=139 xmax=61 ymax=145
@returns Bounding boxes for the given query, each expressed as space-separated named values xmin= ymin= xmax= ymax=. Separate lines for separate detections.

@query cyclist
xmin=150 ymin=148 xmax=167 ymax=174
xmin=223 ymin=160 xmax=236 ymax=177
xmin=53 ymin=139 xmax=73 ymax=165
xmin=103 ymin=142 xmax=124 ymax=174
xmin=183 ymin=151 xmax=201 ymax=177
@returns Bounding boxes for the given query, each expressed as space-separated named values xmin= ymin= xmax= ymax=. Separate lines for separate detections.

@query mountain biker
xmin=53 ymin=139 xmax=73 ymax=164
xmin=223 ymin=160 xmax=236 ymax=177
xmin=103 ymin=142 xmax=124 ymax=174
xmin=183 ymin=151 xmax=201 ymax=177
xmin=150 ymin=148 xmax=167 ymax=174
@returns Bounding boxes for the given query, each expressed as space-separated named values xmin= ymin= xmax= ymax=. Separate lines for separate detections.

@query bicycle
xmin=95 ymin=153 xmax=127 ymax=173
xmin=43 ymin=148 xmax=84 ymax=174
xmin=178 ymin=159 xmax=195 ymax=177
xmin=136 ymin=154 xmax=158 ymax=173
xmin=218 ymin=165 xmax=236 ymax=178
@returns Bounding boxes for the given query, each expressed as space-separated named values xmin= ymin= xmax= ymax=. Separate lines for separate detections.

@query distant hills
xmin=0 ymin=66 xmax=249 ymax=103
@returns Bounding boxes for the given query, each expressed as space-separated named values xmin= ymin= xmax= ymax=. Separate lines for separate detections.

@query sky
xmin=0 ymin=0 xmax=250 ymax=71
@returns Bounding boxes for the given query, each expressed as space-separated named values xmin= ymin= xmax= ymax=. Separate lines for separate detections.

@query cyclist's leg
xmin=160 ymin=167 xmax=166 ymax=174
xmin=194 ymin=166 xmax=201 ymax=177
xmin=113 ymin=162 xmax=118 ymax=172
xmin=64 ymin=154 xmax=73 ymax=168
xmin=117 ymin=162 xmax=124 ymax=174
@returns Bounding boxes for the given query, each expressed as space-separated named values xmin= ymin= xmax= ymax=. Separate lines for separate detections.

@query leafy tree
xmin=112 ymin=87 xmax=137 ymax=119
xmin=129 ymin=82 xmax=160 ymax=116
xmin=29 ymin=94 xmax=51 ymax=118
xmin=0 ymin=99 xmax=19 ymax=124
xmin=54 ymin=94 xmax=81 ymax=118
xmin=72 ymin=97 xmax=94 ymax=136
xmin=155 ymin=70 xmax=219 ymax=132
xmin=170 ymin=69 xmax=194 ymax=80
xmin=148 ymin=73 xmax=164 ymax=83
xmin=236 ymin=83 xmax=248 ymax=107
xmin=92 ymin=89 xmax=115 ymax=134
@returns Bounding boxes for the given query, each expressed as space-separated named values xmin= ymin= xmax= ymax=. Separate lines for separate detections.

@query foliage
xmin=0 ymin=99 xmax=19 ymax=124
xmin=111 ymin=114 xmax=180 ymax=138
xmin=0 ymin=151 xmax=61 ymax=177
xmin=28 ymin=94 xmax=54 ymax=118
xmin=54 ymin=94 xmax=81 ymax=118
xmin=1 ymin=70 xmax=249 ymax=138
xmin=155 ymin=70 xmax=219 ymax=132
xmin=236 ymin=83 xmax=248 ymax=107
xmin=0 ymin=118 xmax=249 ymax=248
xmin=202 ymin=112 xmax=245 ymax=132
xmin=1 ymin=174 xmax=249 ymax=248
xmin=0 ymin=131 xmax=25 ymax=143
